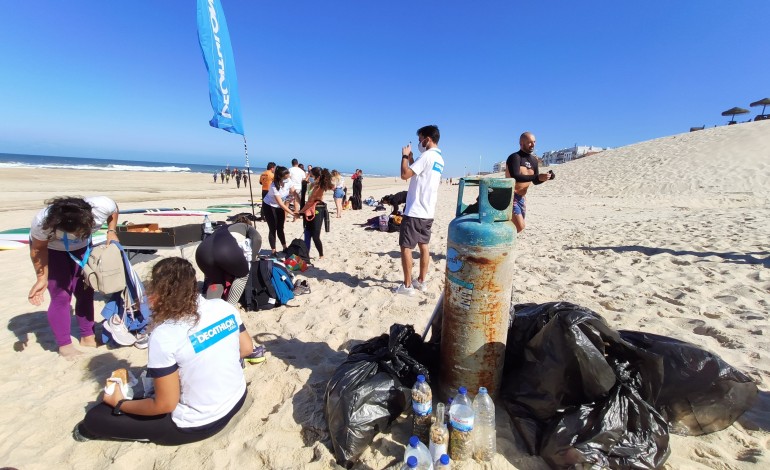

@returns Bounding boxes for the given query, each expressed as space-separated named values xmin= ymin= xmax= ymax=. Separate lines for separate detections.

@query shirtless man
xmin=505 ymin=132 xmax=553 ymax=233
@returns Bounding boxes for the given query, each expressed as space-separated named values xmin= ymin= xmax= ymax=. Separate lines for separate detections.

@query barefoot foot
xmin=80 ymin=335 xmax=97 ymax=348
xmin=59 ymin=343 xmax=84 ymax=360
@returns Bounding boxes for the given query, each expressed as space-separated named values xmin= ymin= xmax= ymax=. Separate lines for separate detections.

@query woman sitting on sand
xmin=331 ymin=170 xmax=345 ymax=218
xmin=263 ymin=166 xmax=299 ymax=255
xmin=298 ymin=167 xmax=334 ymax=259
xmin=75 ymin=257 xmax=255 ymax=445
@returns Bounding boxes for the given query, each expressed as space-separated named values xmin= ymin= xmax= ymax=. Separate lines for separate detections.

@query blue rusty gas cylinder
xmin=440 ymin=177 xmax=516 ymax=400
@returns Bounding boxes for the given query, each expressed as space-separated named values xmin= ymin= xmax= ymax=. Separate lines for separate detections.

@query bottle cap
xmin=409 ymin=436 xmax=419 ymax=448
xmin=479 ymin=387 xmax=488 ymax=394
xmin=417 ymin=375 xmax=425 ymax=383
xmin=459 ymin=386 xmax=467 ymax=395
xmin=407 ymin=456 xmax=418 ymax=468
xmin=440 ymin=454 xmax=450 ymax=465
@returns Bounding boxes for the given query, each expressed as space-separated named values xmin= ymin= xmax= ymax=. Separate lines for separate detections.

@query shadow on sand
xmin=572 ymin=245 xmax=770 ymax=267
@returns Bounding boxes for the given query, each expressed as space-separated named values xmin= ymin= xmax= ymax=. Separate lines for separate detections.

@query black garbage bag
xmin=324 ymin=324 xmax=431 ymax=468
xmin=503 ymin=302 xmax=757 ymax=469
xmin=619 ymin=330 xmax=757 ymax=436
xmin=502 ymin=302 xmax=669 ymax=469
xmin=541 ymin=382 xmax=669 ymax=469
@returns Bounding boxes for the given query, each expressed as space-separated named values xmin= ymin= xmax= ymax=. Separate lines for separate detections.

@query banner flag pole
xmin=243 ymin=135 xmax=257 ymax=220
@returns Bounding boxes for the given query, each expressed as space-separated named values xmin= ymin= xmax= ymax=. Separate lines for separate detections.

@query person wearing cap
xmin=27 ymin=196 xmax=119 ymax=358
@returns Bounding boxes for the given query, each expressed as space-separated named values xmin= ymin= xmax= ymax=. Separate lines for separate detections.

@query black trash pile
xmin=502 ymin=302 xmax=758 ymax=469
xmin=324 ymin=324 xmax=436 ymax=468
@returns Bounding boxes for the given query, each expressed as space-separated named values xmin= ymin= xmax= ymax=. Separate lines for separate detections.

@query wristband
xmin=112 ymin=399 xmax=128 ymax=416
xmin=107 ymin=229 xmax=117 ymax=233
xmin=402 ymin=155 xmax=409 ymax=159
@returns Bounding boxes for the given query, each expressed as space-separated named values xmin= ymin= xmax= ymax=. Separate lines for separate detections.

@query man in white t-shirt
xmin=395 ymin=125 xmax=444 ymax=295
xmin=288 ymin=158 xmax=306 ymax=194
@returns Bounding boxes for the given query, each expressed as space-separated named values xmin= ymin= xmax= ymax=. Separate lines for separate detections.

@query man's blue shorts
xmin=513 ymin=194 xmax=526 ymax=218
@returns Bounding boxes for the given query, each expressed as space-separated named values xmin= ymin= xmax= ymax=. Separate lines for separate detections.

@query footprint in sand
xmin=693 ymin=325 xmax=740 ymax=349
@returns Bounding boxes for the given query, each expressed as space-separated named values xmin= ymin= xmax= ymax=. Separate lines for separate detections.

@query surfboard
xmin=0 ymin=227 xmax=109 ymax=244
xmin=120 ymin=208 xmax=180 ymax=214
xmin=0 ymin=240 xmax=25 ymax=250
xmin=143 ymin=210 xmax=213 ymax=217
xmin=207 ymin=202 xmax=261 ymax=208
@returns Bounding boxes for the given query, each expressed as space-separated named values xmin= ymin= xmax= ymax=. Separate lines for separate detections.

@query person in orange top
xmin=259 ymin=162 xmax=276 ymax=199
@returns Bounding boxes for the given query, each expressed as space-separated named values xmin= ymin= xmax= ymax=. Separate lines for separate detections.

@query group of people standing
xmin=213 ymin=167 xmax=250 ymax=189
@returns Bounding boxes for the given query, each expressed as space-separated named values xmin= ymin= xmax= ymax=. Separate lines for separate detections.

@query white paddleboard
xmin=0 ymin=240 xmax=25 ymax=250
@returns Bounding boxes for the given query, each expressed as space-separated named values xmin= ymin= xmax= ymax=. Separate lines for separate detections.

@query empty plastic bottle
xmin=412 ymin=375 xmax=433 ymax=443
xmin=203 ymin=214 xmax=213 ymax=235
xmin=401 ymin=456 xmax=418 ymax=470
xmin=472 ymin=387 xmax=496 ymax=462
xmin=404 ymin=435 xmax=433 ymax=470
xmin=448 ymin=387 xmax=474 ymax=461
xmin=435 ymin=454 xmax=451 ymax=469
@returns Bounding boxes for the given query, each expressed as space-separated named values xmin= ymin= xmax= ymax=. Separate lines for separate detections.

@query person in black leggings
xmin=298 ymin=167 xmax=334 ymax=259
xmin=74 ymin=258 xmax=254 ymax=445
xmin=195 ymin=221 xmax=261 ymax=302
xmin=263 ymin=166 xmax=299 ymax=255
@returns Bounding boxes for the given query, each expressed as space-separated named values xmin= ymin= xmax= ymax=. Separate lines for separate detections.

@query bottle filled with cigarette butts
xmin=429 ymin=402 xmax=449 ymax=464
xmin=472 ymin=387 xmax=496 ymax=462
xmin=412 ymin=375 xmax=433 ymax=443
xmin=435 ymin=454 xmax=451 ymax=469
xmin=448 ymin=387 xmax=474 ymax=461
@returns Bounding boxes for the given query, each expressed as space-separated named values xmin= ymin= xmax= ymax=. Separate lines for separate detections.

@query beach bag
xmin=270 ymin=261 xmax=295 ymax=305
xmin=286 ymin=238 xmax=310 ymax=263
xmin=100 ymin=242 xmax=152 ymax=348
xmin=243 ymin=258 xmax=295 ymax=310
xmin=84 ymin=243 xmax=126 ymax=294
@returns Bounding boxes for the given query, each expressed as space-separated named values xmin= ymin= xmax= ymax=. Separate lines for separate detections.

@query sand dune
xmin=0 ymin=120 xmax=768 ymax=469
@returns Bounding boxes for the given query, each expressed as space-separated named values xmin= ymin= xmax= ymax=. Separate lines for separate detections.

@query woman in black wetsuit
xmin=298 ymin=167 xmax=334 ymax=259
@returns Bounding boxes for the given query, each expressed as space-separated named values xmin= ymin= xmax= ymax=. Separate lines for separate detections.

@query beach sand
xmin=0 ymin=120 xmax=768 ymax=469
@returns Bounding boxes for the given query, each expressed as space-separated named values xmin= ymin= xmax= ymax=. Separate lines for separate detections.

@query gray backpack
xmin=83 ymin=243 xmax=126 ymax=294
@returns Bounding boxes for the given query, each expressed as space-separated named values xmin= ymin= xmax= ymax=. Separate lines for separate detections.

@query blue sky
xmin=0 ymin=1 xmax=766 ymax=177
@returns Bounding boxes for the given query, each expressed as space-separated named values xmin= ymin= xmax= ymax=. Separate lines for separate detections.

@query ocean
xmin=0 ymin=153 xmax=265 ymax=175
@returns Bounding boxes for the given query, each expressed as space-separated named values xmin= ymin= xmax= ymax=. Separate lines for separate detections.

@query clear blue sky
xmin=0 ymin=1 xmax=766 ymax=177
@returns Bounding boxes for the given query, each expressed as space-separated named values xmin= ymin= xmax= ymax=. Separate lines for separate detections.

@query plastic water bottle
xmin=448 ymin=387 xmax=474 ymax=461
xmin=472 ymin=387 xmax=496 ymax=462
xmin=429 ymin=402 xmax=448 ymax=464
xmin=435 ymin=454 xmax=451 ymax=469
xmin=412 ymin=375 xmax=433 ymax=443
xmin=401 ymin=456 xmax=418 ymax=470
xmin=203 ymin=214 xmax=213 ymax=235
xmin=404 ymin=436 xmax=433 ymax=470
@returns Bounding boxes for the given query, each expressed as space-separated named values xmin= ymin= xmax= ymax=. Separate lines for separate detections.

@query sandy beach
xmin=1 ymin=119 xmax=769 ymax=469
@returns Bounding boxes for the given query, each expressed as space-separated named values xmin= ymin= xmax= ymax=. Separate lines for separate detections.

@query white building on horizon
xmin=492 ymin=160 xmax=507 ymax=173
xmin=541 ymin=145 xmax=609 ymax=165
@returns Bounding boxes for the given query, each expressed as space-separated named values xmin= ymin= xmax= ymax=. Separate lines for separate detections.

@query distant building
xmin=492 ymin=160 xmax=507 ymax=173
xmin=541 ymin=145 xmax=609 ymax=165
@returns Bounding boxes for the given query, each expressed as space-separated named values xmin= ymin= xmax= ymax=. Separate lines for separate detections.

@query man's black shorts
xmin=399 ymin=215 xmax=433 ymax=248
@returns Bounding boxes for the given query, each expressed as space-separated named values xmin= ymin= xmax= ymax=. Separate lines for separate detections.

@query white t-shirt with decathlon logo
xmin=147 ymin=296 xmax=246 ymax=428
xmin=404 ymin=148 xmax=444 ymax=219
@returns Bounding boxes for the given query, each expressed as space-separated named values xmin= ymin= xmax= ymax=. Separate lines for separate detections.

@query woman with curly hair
xmin=75 ymin=257 xmax=255 ymax=445
xmin=298 ymin=167 xmax=334 ymax=259
xmin=28 ymin=196 xmax=119 ymax=358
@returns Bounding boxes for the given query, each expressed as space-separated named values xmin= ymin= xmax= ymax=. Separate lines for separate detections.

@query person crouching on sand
xmin=74 ymin=257 xmax=255 ymax=445
xmin=27 ymin=196 xmax=119 ymax=359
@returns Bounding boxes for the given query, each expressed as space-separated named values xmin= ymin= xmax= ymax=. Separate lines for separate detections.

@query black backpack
xmin=285 ymin=238 xmax=310 ymax=263
xmin=242 ymin=258 xmax=295 ymax=311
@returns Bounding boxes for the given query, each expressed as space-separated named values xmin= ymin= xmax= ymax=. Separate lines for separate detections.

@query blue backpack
xmin=243 ymin=258 xmax=294 ymax=310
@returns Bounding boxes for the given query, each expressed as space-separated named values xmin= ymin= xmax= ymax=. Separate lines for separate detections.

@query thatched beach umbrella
xmin=721 ymin=106 xmax=749 ymax=123
xmin=750 ymin=98 xmax=770 ymax=115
